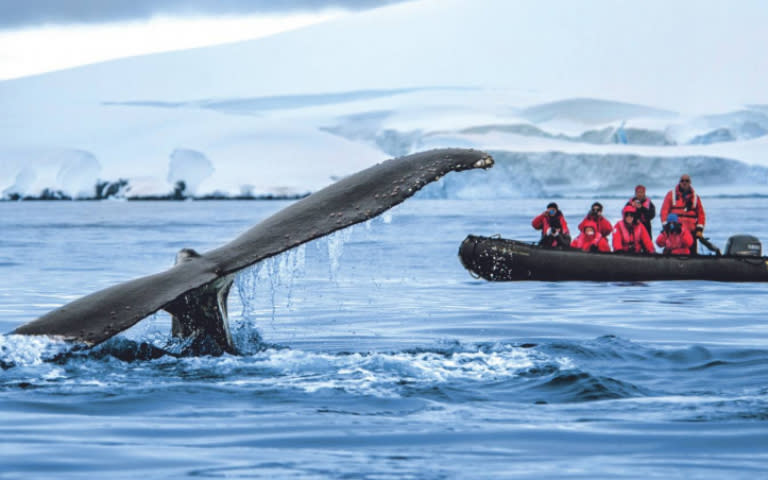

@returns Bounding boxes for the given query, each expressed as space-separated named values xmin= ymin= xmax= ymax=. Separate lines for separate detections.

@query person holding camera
xmin=655 ymin=213 xmax=693 ymax=255
xmin=532 ymin=202 xmax=571 ymax=248
xmin=612 ymin=205 xmax=654 ymax=253
xmin=661 ymin=174 xmax=706 ymax=254
xmin=578 ymin=201 xmax=612 ymax=239
xmin=626 ymin=185 xmax=656 ymax=236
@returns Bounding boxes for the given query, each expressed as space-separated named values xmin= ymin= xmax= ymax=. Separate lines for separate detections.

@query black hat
xmin=546 ymin=202 xmax=558 ymax=210
xmin=591 ymin=202 xmax=603 ymax=210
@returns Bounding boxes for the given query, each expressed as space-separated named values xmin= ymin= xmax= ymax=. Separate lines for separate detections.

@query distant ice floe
xmin=0 ymin=0 xmax=768 ymax=199
xmin=4 ymin=91 xmax=768 ymax=200
xmin=416 ymin=151 xmax=768 ymax=199
xmin=3 ymin=89 xmax=768 ymax=200
xmin=518 ymin=98 xmax=677 ymax=126
xmin=0 ymin=148 xmax=101 ymax=199
xmin=167 ymin=148 xmax=214 ymax=196
xmin=1 ymin=0 xmax=767 ymax=200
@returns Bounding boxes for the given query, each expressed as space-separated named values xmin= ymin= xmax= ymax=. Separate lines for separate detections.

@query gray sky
xmin=0 ymin=0 xmax=416 ymax=79
xmin=0 ymin=0 xmax=411 ymax=30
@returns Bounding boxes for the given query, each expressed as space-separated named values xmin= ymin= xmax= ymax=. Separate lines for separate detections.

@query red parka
xmin=532 ymin=211 xmax=570 ymax=247
xmin=612 ymin=220 xmax=654 ymax=253
xmin=572 ymin=221 xmax=611 ymax=252
xmin=655 ymin=228 xmax=694 ymax=255
xmin=578 ymin=214 xmax=612 ymax=238
xmin=661 ymin=186 xmax=705 ymax=234
xmin=532 ymin=212 xmax=569 ymax=235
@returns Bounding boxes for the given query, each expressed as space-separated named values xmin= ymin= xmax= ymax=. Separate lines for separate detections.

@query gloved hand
xmin=663 ymin=222 xmax=670 ymax=233
xmin=695 ymin=226 xmax=704 ymax=238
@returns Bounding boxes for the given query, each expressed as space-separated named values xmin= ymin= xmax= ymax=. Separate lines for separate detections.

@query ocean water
xmin=1 ymin=197 xmax=767 ymax=479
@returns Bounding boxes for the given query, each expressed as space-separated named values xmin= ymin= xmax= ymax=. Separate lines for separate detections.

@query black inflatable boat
xmin=458 ymin=234 xmax=768 ymax=282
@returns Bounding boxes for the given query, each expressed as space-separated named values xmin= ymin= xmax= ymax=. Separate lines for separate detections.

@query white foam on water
xmin=223 ymin=344 xmax=561 ymax=398
xmin=0 ymin=334 xmax=72 ymax=367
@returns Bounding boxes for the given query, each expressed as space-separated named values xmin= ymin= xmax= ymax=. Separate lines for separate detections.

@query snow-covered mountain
xmin=1 ymin=0 xmax=767 ymax=200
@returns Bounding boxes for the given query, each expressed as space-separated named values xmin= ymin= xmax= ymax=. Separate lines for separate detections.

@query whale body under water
xmin=12 ymin=149 xmax=494 ymax=355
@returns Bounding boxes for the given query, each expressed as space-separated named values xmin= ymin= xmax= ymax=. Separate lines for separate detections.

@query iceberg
xmin=1 ymin=0 xmax=767 ymax=199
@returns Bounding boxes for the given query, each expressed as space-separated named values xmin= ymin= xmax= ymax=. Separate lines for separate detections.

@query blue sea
xmin=1 ymin=197 xmax=767 ymax=479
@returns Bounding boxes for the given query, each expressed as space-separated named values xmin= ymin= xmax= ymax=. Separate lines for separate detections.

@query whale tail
xmin=13 ymin=148 xmax=494 ymax=353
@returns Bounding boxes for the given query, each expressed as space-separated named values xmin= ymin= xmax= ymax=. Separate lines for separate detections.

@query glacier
xmin=1 ymin=0 xmax=767 ymax=200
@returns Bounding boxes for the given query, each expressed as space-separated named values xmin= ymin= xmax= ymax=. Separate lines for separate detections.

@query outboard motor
xmin=725 ymin=235 xmax=762 ymax=257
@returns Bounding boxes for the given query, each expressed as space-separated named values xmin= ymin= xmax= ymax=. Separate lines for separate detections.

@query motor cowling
xmin=725 ymin=235 xmax=762 ymax=257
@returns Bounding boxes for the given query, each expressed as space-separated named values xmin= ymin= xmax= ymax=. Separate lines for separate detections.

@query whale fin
xmin=13 ymin=149 xmax=493 ymax=346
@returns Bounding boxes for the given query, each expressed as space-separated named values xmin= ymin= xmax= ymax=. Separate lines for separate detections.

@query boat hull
xmin=459 ymin=235 xmax=768 ymax=282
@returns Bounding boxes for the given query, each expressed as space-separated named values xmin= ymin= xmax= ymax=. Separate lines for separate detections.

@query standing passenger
xmin=532 ymin=202 xmax=571 ymax=248
xmin=626 ymin=185 xmax=656 ymax=237
xmin=578 ymin=202 xmax=612 ymax=239
xmin=612 ymin=205 xmax=654 ymax=253
xmin=661 ymin=174 xmax=705 ymax=255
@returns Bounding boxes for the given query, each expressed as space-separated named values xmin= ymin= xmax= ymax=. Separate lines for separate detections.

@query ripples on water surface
xmin=1 ymin=198 xmax=768 ymax=479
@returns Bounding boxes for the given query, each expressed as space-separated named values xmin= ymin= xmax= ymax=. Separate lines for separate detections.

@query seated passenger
xmin=612 ymin=205 xmax=654 ymax=253
xmin=532 ymin=202 xmax=571 ymax=248
xmin=571 ymin=220 xmax=611 ymax=252
xmin=655 ymin=213 xmax=693 ymax=255
xmin=578 ymin=202 xmax=612 ymax=239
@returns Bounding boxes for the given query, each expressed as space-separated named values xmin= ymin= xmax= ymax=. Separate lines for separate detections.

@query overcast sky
xmin=0 ymin=0 xmax=413 ymax=80
xmin=0 ymin=1 xmax=411 ymax=29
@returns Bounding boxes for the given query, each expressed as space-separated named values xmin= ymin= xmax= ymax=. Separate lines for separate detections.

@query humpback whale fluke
xmin=13 ymin=148 xmax=493 ymax=351
xmin=165 ymin=248 xmax=236 ymax=355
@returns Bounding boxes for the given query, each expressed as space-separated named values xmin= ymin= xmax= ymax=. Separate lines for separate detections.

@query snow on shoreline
xmin=1 ymin=0 xmax=766 ymax=200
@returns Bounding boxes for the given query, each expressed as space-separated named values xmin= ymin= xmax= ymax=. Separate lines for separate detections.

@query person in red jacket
xmin=626 ymin=185 xmax=656 ymax=237
xmin=578 ymin=202 xmax=612 ymax=239
xmin=532 ymin=202 xmax=571 ymax=248
xmin=661 ymin=174 xmax=705 ymax=254
xmin=612 ymin=205 xmax=654 ymax=253
xmin=571 ymin=220 xmax=611 ymax=252
xmin=655 ymin=213 xmax=694 ymax=255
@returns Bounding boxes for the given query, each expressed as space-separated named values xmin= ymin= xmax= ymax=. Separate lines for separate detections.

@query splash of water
xmin=222 ymin=342 xmax=555 ymax=399
xmin=235 ymin=244 xmax=307 ymax=322
xmin=325 ymin=227 xmax=354 ymax=282
xmin=0 ymin=334 xmax=72 ymax=369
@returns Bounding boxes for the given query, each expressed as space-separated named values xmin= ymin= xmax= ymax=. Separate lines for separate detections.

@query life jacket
xmin=655 ymin=228 xmax=694 ymax=255
xmin=578 ymin=214 xmax=612 ymax=238
xmin=572 ymin=220 xmax=606 ymax=252
xmin=572 ymin=232 xmax=611 ymax=252
xmin=613 ymin=220 xmax=654 ymax=253
xmin=662 ymin=186 xmax=705 ymax=233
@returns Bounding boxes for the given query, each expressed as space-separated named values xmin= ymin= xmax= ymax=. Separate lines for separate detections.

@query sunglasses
xmin=680 ymin=179 xmax=691 ymax=183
